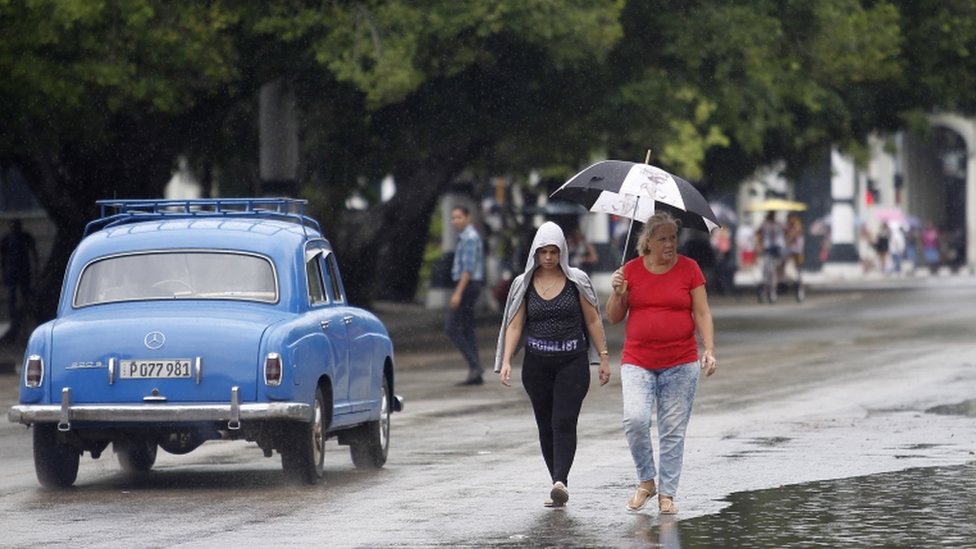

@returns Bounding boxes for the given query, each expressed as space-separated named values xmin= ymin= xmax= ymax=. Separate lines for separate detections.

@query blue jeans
xmin=621 ymin=362 xmax=699 ymax=497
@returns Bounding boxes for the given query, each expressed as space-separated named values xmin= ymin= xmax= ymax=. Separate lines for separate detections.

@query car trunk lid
xmin=49 ymin=305 xmax=282 ymax=404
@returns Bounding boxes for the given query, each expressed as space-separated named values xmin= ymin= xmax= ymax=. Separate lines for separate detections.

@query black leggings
xmin=521 ymin=351 xmax=591 ymax=486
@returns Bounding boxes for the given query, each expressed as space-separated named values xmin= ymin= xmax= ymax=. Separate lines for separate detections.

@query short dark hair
xmin=452 ymin=205 xmax=470 ymax=216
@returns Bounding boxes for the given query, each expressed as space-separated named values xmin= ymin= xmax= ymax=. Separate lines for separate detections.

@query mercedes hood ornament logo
xmin=144 ymin=331 xmax=166 ymax=350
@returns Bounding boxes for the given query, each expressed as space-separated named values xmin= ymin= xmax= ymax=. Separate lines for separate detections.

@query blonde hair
xmin=636 ymin=211 xmax=680 ymax=256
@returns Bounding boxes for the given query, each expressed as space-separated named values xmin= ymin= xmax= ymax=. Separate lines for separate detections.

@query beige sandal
xmin=659 ymin=496 xmax=678 ymax=515
xmin=626 ymin=485 xmax=656 ymax=511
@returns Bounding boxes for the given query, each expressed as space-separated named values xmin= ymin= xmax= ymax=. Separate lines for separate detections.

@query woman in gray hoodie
xmin=495 ymin=221 xmax=611 ymax=507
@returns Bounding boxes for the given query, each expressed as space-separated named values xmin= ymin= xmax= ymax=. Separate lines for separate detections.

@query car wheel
xmin=33 ymin=424 xmax=80 ymax=489
xmin=350 ymin=376 xmax=390 ymax=469
xmin=115 ymin=438 xmax=158 ymax=473
xmin=281 ymin=386 xmax=326 ymax=484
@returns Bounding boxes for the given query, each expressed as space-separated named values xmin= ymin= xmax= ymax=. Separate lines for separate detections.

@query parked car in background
xmin=8 ymin=198 xmax=403 ymax=488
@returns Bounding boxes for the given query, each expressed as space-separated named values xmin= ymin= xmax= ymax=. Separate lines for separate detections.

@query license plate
xmin=120 ymin=359 xmax=192 ymax=379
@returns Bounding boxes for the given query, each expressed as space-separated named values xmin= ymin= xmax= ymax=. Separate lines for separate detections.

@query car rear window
xmin=74 ymin=251 xmax=278 ymax=307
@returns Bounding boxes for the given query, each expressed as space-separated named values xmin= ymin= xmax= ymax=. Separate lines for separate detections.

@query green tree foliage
xmin=2 ymin=0 xmax=976 ymax=325
xmin=244 ymin=1 xmax=626 ymax=301
xmin=603 ymin=0 xmax=907 ymax=185
xmin=0 ymin=0 xmax=239 ymax=336
xmin=897 ymin=0 xmax=976 ymax=114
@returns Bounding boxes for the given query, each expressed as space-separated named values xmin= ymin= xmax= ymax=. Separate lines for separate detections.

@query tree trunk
xmin=334 ymin=141 xmax=484 ymax=305
xmin=334 ymin=172 xmax=444 ymax=306
xmin=374 ymin=171 xmax=445 ymax=302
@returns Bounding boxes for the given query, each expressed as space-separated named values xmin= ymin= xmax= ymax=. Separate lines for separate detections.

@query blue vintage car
xmin=8 ymin=198 xmax=402 ymax=488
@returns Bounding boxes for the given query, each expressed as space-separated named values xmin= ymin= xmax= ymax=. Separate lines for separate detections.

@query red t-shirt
xmin=621 ymin=255 xmax=705 ymax=370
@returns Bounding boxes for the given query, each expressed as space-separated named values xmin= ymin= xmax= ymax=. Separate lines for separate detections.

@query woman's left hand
xmin=701 ymin=350 xmax=717 ymax=377
xmin=598 ymin=359 xmax=611 ymax=386
xmin=499 ymin=363 xmax=513 ymax=387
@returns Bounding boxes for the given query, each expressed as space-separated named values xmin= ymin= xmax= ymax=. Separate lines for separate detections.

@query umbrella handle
xmin=620 ymin=196 xmax=639 ymax=267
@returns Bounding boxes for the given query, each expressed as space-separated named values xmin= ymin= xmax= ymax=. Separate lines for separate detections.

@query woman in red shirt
xmin=606 ymin=211 xmax=718 ymax=515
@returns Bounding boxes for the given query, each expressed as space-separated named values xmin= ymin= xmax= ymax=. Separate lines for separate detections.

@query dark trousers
xmin=445 ymin=281 xmax=483 ymax=377
xmin=521 ymin=350 xmax=590 ymax=485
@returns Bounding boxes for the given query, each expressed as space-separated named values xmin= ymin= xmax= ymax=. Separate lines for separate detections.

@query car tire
xmin=281 ymin=386 xmax=326 ymax=484
xmin=350 ymin=376 xmax=390 ymax=469
xmin=115 ymin=438 xmax=158 ymax=473
xmin=33 ymin=424 xmax=80 ymax=489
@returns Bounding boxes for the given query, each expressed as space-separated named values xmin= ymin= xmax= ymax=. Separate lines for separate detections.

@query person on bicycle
xmin=757 ymin=212 xmax=786 ymax=292
xmin=785 ymin=213 xmax=805 ymax=273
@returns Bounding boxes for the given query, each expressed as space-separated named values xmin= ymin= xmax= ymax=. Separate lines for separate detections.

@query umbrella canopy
xmin=872 ymin=206 xmax=911 ymax=222
xmin=873 ymin=206 xmax=903 ymax=220
xmin=872 ymin=207 xmax=920 ymax=229
xmin=550 ymin=160 xmax=720 ymax=232
xmin=745 ymin=198 xmax=808 ymax=212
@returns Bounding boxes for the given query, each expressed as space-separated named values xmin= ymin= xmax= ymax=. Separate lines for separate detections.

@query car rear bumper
xmin=7 ymin=386 xmax=311 ymax=432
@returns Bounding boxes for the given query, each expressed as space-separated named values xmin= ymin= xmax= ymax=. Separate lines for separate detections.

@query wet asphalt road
xmin=1 ymin=275 xmax=975 ymax=548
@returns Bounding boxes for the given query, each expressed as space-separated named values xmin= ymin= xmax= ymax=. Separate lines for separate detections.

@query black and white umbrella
xmin=550 ymin=159 xmax=720 ymax=263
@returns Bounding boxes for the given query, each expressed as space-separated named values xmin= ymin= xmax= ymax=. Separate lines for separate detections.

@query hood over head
xmin=523 ymin=221 xmax=570 ymax=276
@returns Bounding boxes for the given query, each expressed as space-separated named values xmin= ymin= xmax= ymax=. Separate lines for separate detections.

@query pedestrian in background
xmin=567 ymin=226 xmax=599 ymax=273
xmin=0 ymin=219 xmax=38 ymax=321
xmin=785 ymin=213 xmax=805 ymax=288
xmin=887 ymin=222 xmax=906 ymax=275
xmin=710 ymin=224 xmax=735 ymax=295
xmin=921 ymin=220 xmax=940 ymax=274
xmin=496 ymin=221 xmax=611 ymax=508
xmin=735 ymin=222 xmax=756 ymax=269
xmin=605 ymin=211 xmax=718 ymax=516
xmin=874 ymin=222 xmax=891 ymax=273
xmin=785 ymin=213 xmax=805 ymax=270
xmin=446 ymin=205 xmax=486 ymax=386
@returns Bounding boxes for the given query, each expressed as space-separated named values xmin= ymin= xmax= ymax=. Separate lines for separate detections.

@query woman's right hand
xmin=611 ymin=268 xmax=628 ymax=295
xmin=500 ymin=363 xmax=512 ymax=387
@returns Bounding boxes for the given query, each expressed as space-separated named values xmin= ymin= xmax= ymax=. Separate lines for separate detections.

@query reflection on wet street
xmin=4 ymin=282 xmax=976 ymax=548
xmin=488 ymin=462 xmax=976 ymax=548
xmin=651 ymin=462 xmax=976 ymax=548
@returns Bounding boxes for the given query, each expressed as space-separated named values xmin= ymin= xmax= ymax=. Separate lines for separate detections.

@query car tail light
xmin=264 ymin=353 xmax=282 ymax=386
xmin=25 ymin=355 xmax=43 ymax=388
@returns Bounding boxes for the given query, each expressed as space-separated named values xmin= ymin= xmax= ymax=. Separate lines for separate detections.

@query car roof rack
xmin=85 ymin=198 xmax=321 ymax=237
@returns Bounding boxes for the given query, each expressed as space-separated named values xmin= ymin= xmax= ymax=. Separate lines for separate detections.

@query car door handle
xmin=342 ymin=316 xmax=353 ymax=325
xmin=320 ymin=320 xmax=330 ymax=331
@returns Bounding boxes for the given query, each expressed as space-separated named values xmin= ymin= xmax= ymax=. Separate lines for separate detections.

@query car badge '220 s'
xmin=144 ymin=331 xmax=166 ymax=350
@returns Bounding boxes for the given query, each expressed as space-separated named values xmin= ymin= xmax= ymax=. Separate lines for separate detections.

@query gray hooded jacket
xmin=493 ymin=221 xmax=602 ymax=373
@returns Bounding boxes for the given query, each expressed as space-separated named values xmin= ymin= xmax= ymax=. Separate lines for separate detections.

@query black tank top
xmin=525 ymin=279 xmax=587 ymax=356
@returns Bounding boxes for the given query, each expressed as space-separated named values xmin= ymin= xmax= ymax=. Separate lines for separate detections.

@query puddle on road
xmin=659 ymin=401 xmax=976 ymax=547
xmin=664 ymin=462 xmax=976 ymax=548
xmin=927 ymin=399 xmax=976 ymax=418
xmin=482 ymin=464 xmax=976 ymax=548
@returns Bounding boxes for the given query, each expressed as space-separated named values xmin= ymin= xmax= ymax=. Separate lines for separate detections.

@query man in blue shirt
xmin=447 ymin=205 xmax=485 ymax=385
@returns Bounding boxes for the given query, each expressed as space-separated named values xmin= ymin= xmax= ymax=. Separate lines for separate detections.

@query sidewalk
xmin=375 ymin=266 xmax=976 ymax=373
xmin=3 ymin=268 xmax=974 ymax=378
